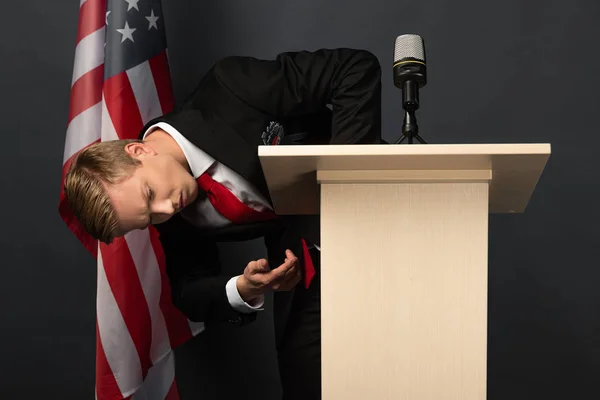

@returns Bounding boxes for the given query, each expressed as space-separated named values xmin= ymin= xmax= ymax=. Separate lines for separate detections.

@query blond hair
xmin=63 ymin=139 xmax=142 ymax=243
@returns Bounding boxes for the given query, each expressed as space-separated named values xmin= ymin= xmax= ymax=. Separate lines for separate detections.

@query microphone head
xmin=394 ymin=34 xmax=425 ymax=64
xmin=393 ymin=34 xmax=427 ymax=90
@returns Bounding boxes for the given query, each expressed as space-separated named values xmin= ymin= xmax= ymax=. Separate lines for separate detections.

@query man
xmin=64 ymin=47 xmax=382 ymax=399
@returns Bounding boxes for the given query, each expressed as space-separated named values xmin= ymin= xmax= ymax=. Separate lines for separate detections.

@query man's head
xmin=64 ymin=135 xmax=198 ymax=243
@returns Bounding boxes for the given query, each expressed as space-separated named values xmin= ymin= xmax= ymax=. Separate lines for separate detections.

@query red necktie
xmin=197 ymin=172 xmax=316 ymax=288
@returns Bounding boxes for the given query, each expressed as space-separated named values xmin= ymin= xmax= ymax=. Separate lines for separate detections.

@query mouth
xmin=179 ymin=192 xmax=186 ymax=210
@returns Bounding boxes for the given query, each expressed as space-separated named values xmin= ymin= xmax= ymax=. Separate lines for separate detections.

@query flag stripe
xmin=131 ymin=352 xmax=177 ymax=400
xmin=125 ymin=229 xmax=172 ymax=364
xmin=104 ymin=72 xmax=145 ymax=139
xmin=72 ymin=27 xmax=106 ymax=86
xmin=96 ymin=321 xmax=127 ymax=400
xmin=100 ymin=239 xmax=154 ymax=382
xmin=64 ymin=102 xmax=102 ymax=162
xmin=97 ymin=249 xmax=144 ymax=397
xmin=61 ymin=2 xmax=199 ymax=399
xmin=165 ymin=380 xmax=180 ymax=400
xmin=100 ymin=94 xmax=119 ymax=141
xmin=149 ymin=228 xmax=196 ymax=348
xmin=69 ymin=64 xmax=104 ymax=124
xmin=148 ymin=51 xmax=175 ymax=114
xmin=127 ymin=61 xmax=163 ymax=125
xmin=77 ymin=0 xmax=106 ymax=45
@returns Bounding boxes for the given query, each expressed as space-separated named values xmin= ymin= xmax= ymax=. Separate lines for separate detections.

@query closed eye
xmin=146 ymin=185 xmax=154 ymax=227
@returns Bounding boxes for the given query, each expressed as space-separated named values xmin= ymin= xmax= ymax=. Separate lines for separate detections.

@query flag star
xmin=116 ymin=21 xmax=136 ymax=43
xmin=124 ymin=0 xmax=140 ymax=12
xmin=106 ymin=11 xmax=111 ymax=25
xmin=146 ymin=9 xmax=159 ymax=30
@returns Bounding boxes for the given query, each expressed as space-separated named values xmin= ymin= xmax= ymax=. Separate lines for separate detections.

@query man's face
xmin=104 ymin=142 xmax=198 ymax=236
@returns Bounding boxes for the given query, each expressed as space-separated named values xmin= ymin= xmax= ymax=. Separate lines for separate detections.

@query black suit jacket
xmin=141 ymin=48 xmax=382 ymax=326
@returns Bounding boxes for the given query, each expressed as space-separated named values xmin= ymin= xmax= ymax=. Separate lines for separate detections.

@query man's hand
xmin=236 ymin=250 xmax=301 ymax=303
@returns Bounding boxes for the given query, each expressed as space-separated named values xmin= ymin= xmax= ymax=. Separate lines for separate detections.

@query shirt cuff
xmin=225 ymin=276 xmax=264 ymax=314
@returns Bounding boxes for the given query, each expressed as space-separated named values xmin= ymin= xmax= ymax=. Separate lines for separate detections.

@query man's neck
xmin=144 ymin=128 xmax=191 ymax=172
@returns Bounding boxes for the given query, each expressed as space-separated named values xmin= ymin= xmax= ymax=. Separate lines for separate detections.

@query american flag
xmin=59 ymin=1 xmax=204 ymax=399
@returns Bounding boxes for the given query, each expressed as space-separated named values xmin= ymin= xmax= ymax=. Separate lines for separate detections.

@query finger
xmin=256 ymin=258 xmax=269 ymax=271
xmin=285 ymin=249 xmax=296 ymax=260
xmin=276 ymin=268 xmax=302 ymax=291
xmin=272 ymin=261 xmax=298 ymax=290
xmin=247 ymin=259 xmax=269 ymax=276
xmin=281 ymin=259 xmax=300 ymax=281
xmin=265 ymin=257 xmax=297 ymax=284
xmin=279 ymin=270 xmax=301 ymax=291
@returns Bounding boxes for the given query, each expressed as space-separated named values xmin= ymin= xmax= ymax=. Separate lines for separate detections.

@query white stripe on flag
xmin=97 ymin=248 xmax=143 ymax=398
xmin=101 ymin=95 xmax=120 ymax=141
xmin=72 ymin=27 xmax=106 ymax=86
xmin=63 ymin=102 xmax=102 ymax=162
xmin=125 ymin=229 xmax=171 ymax=364
xmin=127 ymin=61 xmax=163 ymax=125
xmin=80 ymin=0 xmax=88 ymax=7
xmin=131 ymin=351 xmax=176 ymax=400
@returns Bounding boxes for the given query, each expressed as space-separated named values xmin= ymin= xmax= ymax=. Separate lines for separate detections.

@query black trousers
xmin=273 ymin=247 xmax=321 ymax=400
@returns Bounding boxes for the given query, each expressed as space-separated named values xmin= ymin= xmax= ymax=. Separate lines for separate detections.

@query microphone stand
xmin=396 ymin=110 xmax=426 ymax=144
xmin=395 ymin=80 xmax=427 ymax=144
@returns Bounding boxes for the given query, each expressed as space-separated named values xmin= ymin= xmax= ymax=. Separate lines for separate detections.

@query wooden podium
xmin=258 ymin=143 xmax=550 ymax=399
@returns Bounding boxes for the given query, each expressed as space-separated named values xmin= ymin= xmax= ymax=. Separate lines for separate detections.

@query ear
xmin=124 ymin=142 xmax=156 ymax=159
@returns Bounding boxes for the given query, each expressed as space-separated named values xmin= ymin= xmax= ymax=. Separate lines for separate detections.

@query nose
xmin=151 ymin=199 xmax=176 ymax=216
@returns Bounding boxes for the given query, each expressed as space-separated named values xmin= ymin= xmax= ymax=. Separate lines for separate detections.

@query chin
xmin=188 ymin=187 xmax=199 ymax=203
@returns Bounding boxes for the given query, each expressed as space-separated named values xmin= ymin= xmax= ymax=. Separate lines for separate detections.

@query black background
xmin=2 ymin=1 xmax=599 ymax=398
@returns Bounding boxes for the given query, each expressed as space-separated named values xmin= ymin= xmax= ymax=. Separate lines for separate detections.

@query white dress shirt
xmin=143 ymin=122 xmax=272 ymax=314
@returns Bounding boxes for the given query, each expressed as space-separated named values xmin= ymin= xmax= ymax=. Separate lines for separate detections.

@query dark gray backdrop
xmin=2 ymin=1 xmax=599 ymax=399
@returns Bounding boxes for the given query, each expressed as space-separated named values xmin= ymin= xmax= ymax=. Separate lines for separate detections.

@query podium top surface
xmin=258 ymin=143 xmax=551 ymax=214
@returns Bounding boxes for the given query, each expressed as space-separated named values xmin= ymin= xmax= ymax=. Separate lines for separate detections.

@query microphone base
xmin=395 ymin=134 xmax=427 ymax=144
xmin=394 ymin=109 xmax=427 ymax=144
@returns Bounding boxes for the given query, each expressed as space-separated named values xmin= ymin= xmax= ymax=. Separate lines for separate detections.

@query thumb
xmin=254 ymin=258 xmax=269 ymax=272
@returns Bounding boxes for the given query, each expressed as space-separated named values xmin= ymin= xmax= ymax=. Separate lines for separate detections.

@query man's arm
xmin=155 ymin=214 xmax=257 ymax=325
xmin=211 ymin=48 xmax=382 ymax=144
xmin=155 ymin=214 xmax=300 ymax=325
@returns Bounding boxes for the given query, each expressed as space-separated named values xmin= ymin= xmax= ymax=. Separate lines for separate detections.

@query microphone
xmin=393 ymin=34 xmax=427 ymax=144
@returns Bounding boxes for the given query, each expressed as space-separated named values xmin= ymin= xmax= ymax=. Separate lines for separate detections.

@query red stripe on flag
xmin=77 ymin=0 xmax=106 ymax=45
xmin=96 ymin=321 xmax=125 ymax=400
xmin=104 ymin=72 xmax=145 ymax=140
xmin=148 ymin=51 xmax=175 ymax=114
xmin=68 ymin=65 xmax=104 ymax=124
xmin=100 ymin=239 xmax=153 ymax=377
xmin=149 ymin=227 xmax=193 ymax=348
xmin=165 ymin=379 xmax=181 ymax=400
xmin=59 ymin=139 xmax=100 ymax=257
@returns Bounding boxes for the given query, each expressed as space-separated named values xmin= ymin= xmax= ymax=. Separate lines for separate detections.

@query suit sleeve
xmin=212 ymin=48 xmax=382 ymax=144
xmin=155 ymin=214 xmax=256 ymax=326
